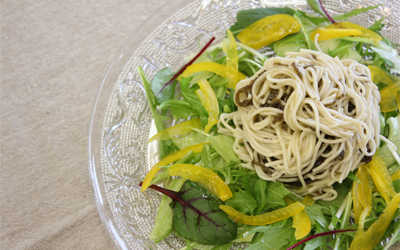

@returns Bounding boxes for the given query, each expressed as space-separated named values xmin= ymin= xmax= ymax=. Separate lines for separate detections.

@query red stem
xmin=158 ymin=36 xmax=216 ymax=94
xmin=319 ymin=0 xmax=336 ymax=24
xmin=286 ymin=229 xmax=356 ymax=250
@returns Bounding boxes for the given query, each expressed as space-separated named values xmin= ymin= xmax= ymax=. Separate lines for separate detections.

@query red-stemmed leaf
xmin=158 ymin=36 xmax=216 ymax=93
xmin=307 ymin=0 xmax=336 ymax=23
xmin=286 ymin=229 xmax=356 ymax=250
xmin=141 ymin=181 xmax=237 ymax=245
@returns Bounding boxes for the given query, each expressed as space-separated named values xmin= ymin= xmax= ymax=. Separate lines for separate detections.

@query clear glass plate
xmin=88 ymin=0 xmax=400 ymax=249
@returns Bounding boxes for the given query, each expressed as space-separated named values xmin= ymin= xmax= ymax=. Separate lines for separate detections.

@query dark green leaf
xmin=236 ymin=7 xmax=295 ymax=29
xmin=170 ymin=181 xmax=237 ymax=245
xmin=146 ymin=181 xmax=237 ymax=245
xmin=333 ymin=5 xmax=381 ymax=21
xmin=229 ymin=22 xmax=243 ymax=36
xmin=225 ymin=188 xmax=258 ymax=215
xmin=151 ymin=67 xmax=177 ymax=103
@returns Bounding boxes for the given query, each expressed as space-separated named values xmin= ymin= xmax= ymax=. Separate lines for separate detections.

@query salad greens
xmin=138 ymin=2 xmax=400 ymax=250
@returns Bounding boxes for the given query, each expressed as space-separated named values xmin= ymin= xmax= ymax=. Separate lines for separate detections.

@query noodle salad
xmin=138 ymin=1 xmax=400 ymax=250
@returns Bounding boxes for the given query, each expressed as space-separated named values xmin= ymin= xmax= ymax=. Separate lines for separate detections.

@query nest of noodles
xmin=218 ymin=49 xmax=381 ymax=201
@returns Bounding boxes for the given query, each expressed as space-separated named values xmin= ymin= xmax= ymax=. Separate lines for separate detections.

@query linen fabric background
xmin=0 ymin=0 xmax=182 ymax=249
xmin=1 ymin=1 xmax=399 ymax=250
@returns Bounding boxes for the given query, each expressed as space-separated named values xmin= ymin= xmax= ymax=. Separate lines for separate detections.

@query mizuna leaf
xmin=144 ymin=181 xmax=237 ymax=245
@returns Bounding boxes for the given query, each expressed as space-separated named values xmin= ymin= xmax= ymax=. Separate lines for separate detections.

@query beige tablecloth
xmin=1 ymin=1 xmax=400 ymax=250
xmin=0 ymin=1 xmax=181 ymax=248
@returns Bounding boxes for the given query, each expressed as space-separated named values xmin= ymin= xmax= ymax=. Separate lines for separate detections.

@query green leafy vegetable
xmin=252 ymin=179 xmax=267 ymax=215
xmin=224 ymin=188 xmax=258 ymax=215
xmin=151 ymin=67 xmax=177 ymax=103
xmin=369 ymin=17 xmax=385 ymax=32
xmin=264 ymin=181 xmax=291 ymax=210
xmin=235 ymin=7 xmax=295 ymax=29
xmin=159 ymin=99 xmax=197 ymax=120
xmin=180 ymin=77 xmax=209 ymax=127
xmin=208 ymin=135 xmax=239 ymax=163
xmin=146 ymin=181 xmax=237 ymax=245
xmin=307 ymin=0 xmax=335 ymax=23
xmin=293 ymin=11 xmax=317 ymax=51
xmin=246 ymin=219 xmax=295 ymax=250
xmin=138 ymin=66 xmax=175 ymax=158
xmin=149 ymin=178 xmax=186 ymax=243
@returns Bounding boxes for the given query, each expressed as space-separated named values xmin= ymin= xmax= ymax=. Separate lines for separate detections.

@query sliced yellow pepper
xmin=285 ymin=197 xmax=311 ymax=240
xmin=141 ymin=142 xmax=209 ymax=192
xmin=310 ymin=28 xmax=362 ymax=41
xmin=326 ymin=22 xmax=382 ymax=44
xmin=349 ymin=193 xmax=400 ymax=250
xmin=357 ymin=165 xmax=373 ymax=210
xmin=367 ymin=153 xmax=397 ymax=203
xmin=223 ymin=29 xmax=239 ymax=89
xmin=169 ymin=164 xmax=232 ymax=201
xmin=220 ymin=202 xmax=305 ymax=226
xmin=237 ymin=14 xmax=301 ymax=50
xmin=302 ymin=195 xmax=315 ymax=206
xmin=179 ymin=62 xmax=246 ymax=88
xmin=195 ymin=79 xmax=219 ymax=133
xmin=148 ymin=118 xmax=202 ymax=143
xmin=352 ymin=171 xmax=364 ymax=223
xmin=368 ymin=65 xmax=400 ymax=112
xmin=379 ymin=82 xmax=400 ymax=112
xmin=391 ymin=168 xmax=400 ymax=182
xmin=368 ymin=65 xmax=395 ymax=85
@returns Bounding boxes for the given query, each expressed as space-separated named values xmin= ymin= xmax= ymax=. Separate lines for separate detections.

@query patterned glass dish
xmin=88 ymin=0 xmax=400 ymax=249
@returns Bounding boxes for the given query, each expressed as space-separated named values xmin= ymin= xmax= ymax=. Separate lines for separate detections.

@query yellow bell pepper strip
xmin=368 ymin=65 xmax=400 ymax=112
xmin=195 ymin=79 xmax=219 ymax=133
xmin=352 ymin=171 xmax=364 ymax=223
xmin=168 ymin=164 xmax=232 ymax=201
xmin=357 ymin=165 xmax=373 ymax=210
xmin=326 ymin=22 xmax=382 ymax=44
xmin=310 ymin=28 xmax=362 ymax=42
xmin=285 ymin=197 xmax=311 ymax=240
xmin=303 ymin=195 xmax=315 ymax=206
xmin=219 ymin=202 xmax=305 ymax=226
xmin=379 ymin=82 xmax=400 ymax=112
xmin=349 ymin=193 xmax=400 ymax=250
xmin=178 ymin=62 xmax=246 ymax=88
xmin=223 ymin=30 xmax=239 ymax=89
xmin=148 ymin=118 xmax=202 ymax=143
xmin=391 ymin=168 xmax=400 ymax=182
xmin=141 ymin=142 xmax=209 ymax=192
xmin=368 ymin=65 xmax=395 ymax=85
xmin=367 ymin=153 xmax=397 ymax=203
xmin=237 ymin=14 xmax=301 ymax=50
